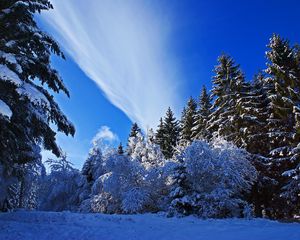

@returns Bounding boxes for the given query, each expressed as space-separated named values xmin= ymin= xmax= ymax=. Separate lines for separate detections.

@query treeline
xmin=153 ymin=35 xmax=300 ymax=219
xmin=9 ymin=33 xmax=299 ymax=220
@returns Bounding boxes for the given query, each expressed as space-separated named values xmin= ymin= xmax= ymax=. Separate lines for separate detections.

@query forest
xmin=0 ymin=0 xmax=300 ymax=222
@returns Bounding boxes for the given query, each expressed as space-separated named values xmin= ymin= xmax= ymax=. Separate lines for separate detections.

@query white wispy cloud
xmin=92 ymin=126 xmax=119 ymax=145
xmin=42 ymin=0 xmax=183 ymax=130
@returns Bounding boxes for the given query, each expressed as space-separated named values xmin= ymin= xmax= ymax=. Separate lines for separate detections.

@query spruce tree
xmin=158 ymin=107 xmax=180 ymax=159
xmin=237 ymin=73 xmax=273 ymax=217
xmin=129 ymin=122 xmax=141 ymax=138
xmin=117 ymin=143 xmax=124 ymax=155
xmin=155 ymin=118 xmax=164 ymax=150
xmin=192 ymin=86 xmax=212 ymax=140
xmin=237 ymin=73 xmax=270 ymax=154
xmin=0 ymin=0 xmax=75 ymax=208
xmin=264 ymin=34 xmax=300 ymax=218
xmin=168 ymin=162 xmax=193 ymax=216
xmin=207 ymin=54 xmax=246 ymax=144
xmin=180 ymin=97 xmax=197 ymax=145
xmin=127 ymin=122 xmax=141 ymax=155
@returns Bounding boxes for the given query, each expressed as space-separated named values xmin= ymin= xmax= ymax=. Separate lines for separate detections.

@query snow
xmin=0 ymin=64 xmax=22 ymax=86
xmin=0 ymin=99 xmax=12 ymax=118
xmin=0 ymin=211 xmax=299 ymax=240
xmin=17 ymin=83 xmax=50 ymax=107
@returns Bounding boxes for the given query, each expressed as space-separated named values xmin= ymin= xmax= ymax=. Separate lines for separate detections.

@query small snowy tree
xmin=128 ymin=130 xmax=165 ymax=169
xmin=168 ymin=152 xmax=195 ymax=217
xmin=39 ymin=153 xmax=82 ymax=211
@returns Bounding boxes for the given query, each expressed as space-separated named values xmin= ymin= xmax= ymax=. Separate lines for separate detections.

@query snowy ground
xmin=0 ymin=211 xmax=300 ymax=240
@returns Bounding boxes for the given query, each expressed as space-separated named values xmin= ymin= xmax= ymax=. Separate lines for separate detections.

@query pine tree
xmin=180 ymin=97 xmax=197 ymax=145
xmin=192 ymin=86 xmax=212 ymax=140
xmin=158 ymin=107 xmax=180 ymax=159
xmin=207 ymin=54 xmax=246 ymax=144
xmin=0 ymin=0 xmax=75 ymax=209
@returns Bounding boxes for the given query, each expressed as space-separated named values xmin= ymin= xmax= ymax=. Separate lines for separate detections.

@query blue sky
xmin=39 ymin=0 xmax=300 ymax=168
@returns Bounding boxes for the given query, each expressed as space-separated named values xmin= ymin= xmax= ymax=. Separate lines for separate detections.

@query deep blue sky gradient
xmin=42 ymin=0 xmax=300 ymax=167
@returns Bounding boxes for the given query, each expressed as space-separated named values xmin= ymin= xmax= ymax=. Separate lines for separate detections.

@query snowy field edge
xmin=0 ymin=210 xmax=300 ymax=240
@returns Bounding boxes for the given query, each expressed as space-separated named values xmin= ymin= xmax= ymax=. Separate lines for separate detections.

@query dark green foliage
xmin=263 ymin=34 xmax=300 ymax=218
xmin=0 ymin=0 xmax=74 ymax=210
xmin=192 ymin=86 xmax=212 ymax=140
xmin=180 ymin=97 xmax=197 ymax=145
xmin=207 ymin=54 xmax=246 ymax=144
xmin=128 ymin=122 xmax=141 ymax=138
xmin=156 ymin=107 xmax=180 ymax=159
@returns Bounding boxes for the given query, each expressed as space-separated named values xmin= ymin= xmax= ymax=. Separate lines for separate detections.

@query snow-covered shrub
xmin=91 ymin=192 xmax=121 ymax=214
xmin=84 ymin=146 xmax=172 ymax=214
xmin=169 ymin=139 xmax=257 ymax=218
xmin=122 ymin=187 xmax=151 ymax=213
xmin=98 ymin=151 xmax=150 ymax=213
xmin=39 ymin=154 xmax=82 ymax=211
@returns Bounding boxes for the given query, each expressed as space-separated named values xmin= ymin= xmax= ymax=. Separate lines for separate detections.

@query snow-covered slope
xmin=0 ymin=211 xmax=299 ymax=240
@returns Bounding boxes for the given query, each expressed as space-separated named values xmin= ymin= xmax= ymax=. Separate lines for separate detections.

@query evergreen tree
xmin=192 ymin=86 xmax=212 ymax=140
xmin=207 ymin=54 xmax=247 ymax=144
xmin=180 ymin=97 xmax=197 ymax=145
xmin=168 ymin=162 xmax=193 ymax=217
xmin=129 ymin=123 xmax=141 ymax=138
xmin=264 ymin=34 xmax=300 ymax=218
xmin=0 ymin=0 xmax=75 ymax=209
xmin=237 ymin=73 xmax=273 ymax=217
xmin=237 ymin=73 xmax=270 ymax=154
xmin=117 ymin=143 xmax=124 ymax=155
xmin=158 ymin=107 xmax=180 ymax=159
xmin=155 ymin=118 xmax=164 ymax=148
xmin=127 ymin=122 xmax=141 ymax=155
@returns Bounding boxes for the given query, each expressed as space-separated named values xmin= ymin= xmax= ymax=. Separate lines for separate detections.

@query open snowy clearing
xmin=0 ymin=211 xmax=300 ymax=240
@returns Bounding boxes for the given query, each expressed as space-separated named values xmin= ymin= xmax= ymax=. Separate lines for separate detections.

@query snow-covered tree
xmin=0 ymin=145 xmax=44 ymax=211
xmin=92 ymin=150 xmax=150 ymax=213
xmin=128 ymin=130 xmax=165 ymax=169
xmin=169 ymin=139 xmax=257 ymax=218
xmin=180 ymin=97 xmax=197 ymax=145
xmin=207 ymin=55 xmax=246 ymax=144
xmin=0 ymin=0 xmax=75 ymax=208
xmin=39 ymin=153 xmax=82 ymax=211
xmin=168 ymin=152 xmax=194 ymax=217
xmin=157 ymin=107 xmax=180 ymax=159
xmin=263 ymin=34 xmax=300 ymax=218
xmin=78 ymin=142 xmax=105 ymax=212
xmin=155 ymin=118 xmax=165 ymax=150
xmin=281 ymin=143 xmax=300 ymax=216
xmin=117 ymin=143 xmax=124 ymax=155
xmin=192 ymin=86 xmax=212 ymax=141
xmin=127 ymin=122 xmax=141 ymax=155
